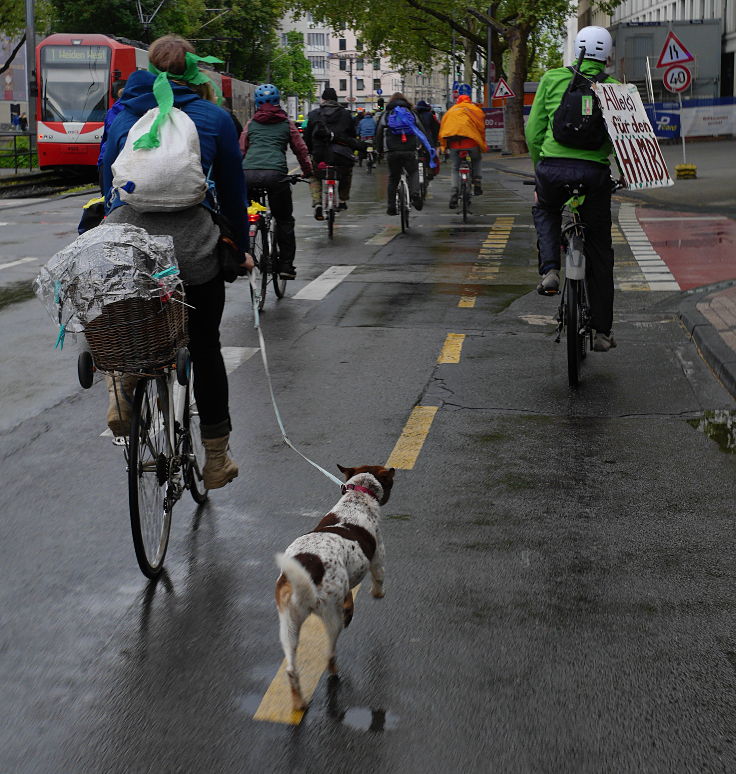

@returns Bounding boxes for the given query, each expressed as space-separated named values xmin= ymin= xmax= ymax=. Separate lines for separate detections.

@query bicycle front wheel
xmin=183 ymin=380 xmax=207 ymax=505
xmin=129 ymin=377 xmax=173 ymax=579
xmin=250 ymin=223 xmax=269 ymax=311
xmin=566 ymin=280 xmax=584 ymax=388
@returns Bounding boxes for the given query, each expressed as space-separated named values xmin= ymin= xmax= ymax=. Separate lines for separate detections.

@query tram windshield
xmin=40 ymin=45 xmax=110 ymax=123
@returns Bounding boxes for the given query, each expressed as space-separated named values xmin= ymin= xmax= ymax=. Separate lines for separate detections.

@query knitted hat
xmin=322 ymin=87 xmax=338 ymax=101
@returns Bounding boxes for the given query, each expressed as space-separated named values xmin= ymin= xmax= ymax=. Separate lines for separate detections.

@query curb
xmin=679 ymin=284 xmax=736 ymax=399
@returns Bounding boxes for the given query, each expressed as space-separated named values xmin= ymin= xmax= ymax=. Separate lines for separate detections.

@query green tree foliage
xmin=269 ymin=30 xmax=315 ymax=100
xmin=1 ymin=0 xmax=54 ymax=38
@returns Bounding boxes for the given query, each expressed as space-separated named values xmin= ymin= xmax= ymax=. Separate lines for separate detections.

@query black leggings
xmin=185 ymin=275 xmax=230 ymax=438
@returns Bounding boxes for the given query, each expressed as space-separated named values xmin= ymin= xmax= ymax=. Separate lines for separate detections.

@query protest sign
xmin=592 ymin=82 xmax=674 ymax=189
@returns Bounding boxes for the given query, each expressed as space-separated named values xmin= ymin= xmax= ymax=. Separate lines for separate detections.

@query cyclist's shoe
xmin=202 ymin=435 xmax=239 ymax=489
xmin=536 ymin=269 xmax=560 ymax=296
xmin=279 ymin=263 xmax=296 ymax=280
xmin=593 ymin=331 xmax=617 ymax=352
xmin=449 ymin=192 xmax=459 ymax=209
xmin=473 ymin=180 xmax=483 ymax=196
xmin=106 ymin=374 xmax=137 ymax=436
xmin=338 ymin=201 xmax=348 ymax=211
xmin=411 ymin=193 xmax=423 ymax=211
xmin=314 ymin=204 xmax=324 ymax=221
xmin=386 ymin=205 xmax=397 ymax=216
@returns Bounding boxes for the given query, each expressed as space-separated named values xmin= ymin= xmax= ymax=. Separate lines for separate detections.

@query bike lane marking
xmin=0 ymin=257 xmax=38 ymax=270
xmin=292 ymin=265 xmax=356 ymax=300
xmin=365 ymin=225 xmax=401 ymax=246
xmin=618 ymin=204 xmax=680 ymax=291
xmin=437 ymin=333 xmax=466 ymax=363
xmin=459 ymin=217 xmax=514 ymax=307
xmin=254 ymin=403 xmax=440 ymax=724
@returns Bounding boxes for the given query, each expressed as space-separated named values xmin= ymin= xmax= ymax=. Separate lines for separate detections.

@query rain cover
xmin=34 ymin=223 xmax=182 ymax=334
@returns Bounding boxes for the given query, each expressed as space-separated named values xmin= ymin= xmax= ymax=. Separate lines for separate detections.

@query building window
xmin=356 ymin=39 xmax=364 ymax=51
xmin=339 ymin=59 xmax=347 ymax=71
xmin=280 ymin=33 xmax=289 ymax=46
xmin=373 ymin=58 xmax=381 ymax=70
xmin=356 ymin=78 xmax=365 ymax=90
xmin=307 ymin=33 xmax=326 ymax=49
xmin=339 ymin=79 xmax=347 ymax=91
xmin=373 ymin=78 xmax=381 ymax=90
xmin=308 ymin=56 xmax=326 ymax=71
xmin=356 ymin=58 xmax=364 ymax=70
xmin=305 ymin=12 xmax=313 ymax=22
xmin=339 ymin=38 xmax=347 ymax=51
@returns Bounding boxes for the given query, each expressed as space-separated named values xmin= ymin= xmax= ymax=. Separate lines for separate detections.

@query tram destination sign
xmin=592 ymin=82 xmax=674 ymax=189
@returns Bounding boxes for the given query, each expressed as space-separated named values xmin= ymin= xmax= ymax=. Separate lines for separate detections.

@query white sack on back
xmin=112 ymin=107 xmax=207 ymax=212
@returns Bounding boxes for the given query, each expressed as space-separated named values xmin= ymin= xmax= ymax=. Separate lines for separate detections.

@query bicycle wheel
xmin=270 ymin=220 xmax=287 ymax=299
xmin=566 ymin=280 xmax=584 ymax=388
xmin=399 ymin=183 xmax=408 ymax=233
xmin=461 ymin=180 xmax=470 ymax=223
xmin=249 ymin=223 xmax=269 ymax=312
xmin=327 ymin=208 xmax=335 ymax=240
xmin=182 ymin=379 xmax=207 ymax=505
xmin=129 ymin=377 xmax=173 ymax=578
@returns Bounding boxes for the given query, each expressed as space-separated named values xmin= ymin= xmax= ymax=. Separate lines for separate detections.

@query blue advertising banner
xmin=645 ymin=107 xmax=680 ymax=139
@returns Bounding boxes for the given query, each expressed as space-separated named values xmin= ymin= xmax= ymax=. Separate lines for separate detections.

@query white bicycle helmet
xmin=574 ymin=26 xmax=613 ymax=62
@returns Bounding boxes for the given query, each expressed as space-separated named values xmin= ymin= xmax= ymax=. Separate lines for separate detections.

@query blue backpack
xmin=387 ymin=106 xmax=416 ymax=141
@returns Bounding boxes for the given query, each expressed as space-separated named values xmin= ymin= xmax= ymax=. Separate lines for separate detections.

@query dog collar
xmin=342 ymin=483 xmax=379 ymax=501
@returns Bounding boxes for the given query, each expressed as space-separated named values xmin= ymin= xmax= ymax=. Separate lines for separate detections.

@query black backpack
xmin=312 ymin=113 xmax=334 ymax=143
xmin=552 ymin=68 xmax=609 ymax=150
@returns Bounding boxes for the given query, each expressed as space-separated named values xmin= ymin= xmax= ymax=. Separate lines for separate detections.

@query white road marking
xmin=293 ymin=265 xmax=355 ymax=300
xmin=637 ymin=216 xmax=728 ymax=222
xmin=0 ymin=256 xmax=38 ymax=270
xmin=100 ymin=346 xmax=258 ymax=438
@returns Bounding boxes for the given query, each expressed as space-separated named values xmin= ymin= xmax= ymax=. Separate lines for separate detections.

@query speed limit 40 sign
xmin=663 ymin=64 xmax=692 ymax=93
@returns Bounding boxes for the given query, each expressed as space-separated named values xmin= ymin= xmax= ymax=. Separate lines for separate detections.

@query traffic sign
xmin=663 ymin=64 xmax=692 ymax=93
xmin=376 ymin=88 xmax=382 ymax=95
xmin=492 ymin=78 xmax=515 ymax=99
xmin=656 ymin=31 xmax=694 ymax=68
xmin=346 ymin=96 xmax=356 ymax=103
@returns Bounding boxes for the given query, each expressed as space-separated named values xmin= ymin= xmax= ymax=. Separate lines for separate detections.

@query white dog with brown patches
xmin=275 ymin=464 xmax=395 ymax=711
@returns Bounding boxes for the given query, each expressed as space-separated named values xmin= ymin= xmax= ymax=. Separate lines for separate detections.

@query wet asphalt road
xmin=2 ymin=162 xmax=736 ymax=772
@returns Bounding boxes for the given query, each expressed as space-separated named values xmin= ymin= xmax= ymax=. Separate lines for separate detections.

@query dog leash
xmin=248 ymin=271 xmax=344 ymax=488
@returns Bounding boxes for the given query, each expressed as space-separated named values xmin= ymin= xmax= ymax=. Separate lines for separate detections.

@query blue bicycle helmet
xmin=255 ymin=83 xmax=281 ymax=106
xmin=457 ymin=83 xmax=472 ymax=96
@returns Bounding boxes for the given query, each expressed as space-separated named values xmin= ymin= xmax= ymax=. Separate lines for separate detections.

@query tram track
xmin=0 ymin=171 xmax=93 ymax=199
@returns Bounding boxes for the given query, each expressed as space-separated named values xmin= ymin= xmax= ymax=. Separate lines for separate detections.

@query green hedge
xmin=0 ymin=136 xmax=38 ymax=169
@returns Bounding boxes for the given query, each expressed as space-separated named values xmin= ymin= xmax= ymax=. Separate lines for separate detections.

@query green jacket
xmin=525 ymin=60 xmax=618 ymax=166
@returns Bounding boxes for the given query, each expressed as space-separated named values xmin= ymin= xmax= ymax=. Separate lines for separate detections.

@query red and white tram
xmin=35 ymin=33 xmax=255 ymax=170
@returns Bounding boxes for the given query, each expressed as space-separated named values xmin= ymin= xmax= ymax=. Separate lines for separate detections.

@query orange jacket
xmin=439 ymin=99 xmax=488 ymax=152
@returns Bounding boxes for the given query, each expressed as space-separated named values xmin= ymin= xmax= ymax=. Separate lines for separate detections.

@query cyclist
xmin=375 ymin=93 xmax=432 ymax=216
xmin=304 ymin=87 xmax=359 ymax=220
xmin=101 ymin=34 xmax=250 ymax=489
xmin=357 ymin=111 xmax=377 ymax=166
xmin=438 ymin=85 xmax=487 ymax=208
xmin=525 ymin=25 xmax=618 ymax=352
xmin=239 ymin=84 xmax=313 ymax=280
xmin=415 ymin=99 xmax=440 ymax=177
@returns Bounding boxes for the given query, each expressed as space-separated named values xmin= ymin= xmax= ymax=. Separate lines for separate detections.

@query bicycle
xmin=362 ymin=137 xmax=376 ymax=174
xmin=78 ymin=295 xmax=206 ymax=579
xmin=320 ymin=165 xmax=339 ymax=240
xmin=417 ymin=151 xmax=429 ymax=203
xmin=396 ymin=167 xmax=411 ymax=233
xmin=458 ymin=150 xmax=472 ymax=223
xmin=248 ymin=174 xmax=305 ymax=311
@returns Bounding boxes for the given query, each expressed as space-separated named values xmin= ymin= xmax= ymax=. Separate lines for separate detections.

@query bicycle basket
xmin=84 ymin=292 xmax=188 ymax=372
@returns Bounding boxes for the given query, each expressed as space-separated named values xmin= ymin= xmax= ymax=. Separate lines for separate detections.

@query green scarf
xmin=133 ymin=51 xmax=224 ymax=150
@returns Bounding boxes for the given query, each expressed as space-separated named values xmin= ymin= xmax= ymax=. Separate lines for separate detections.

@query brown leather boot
xmin=202 ymin=435 xmax=239 ymax=489
xmin=106 ymin=374 xmax=138 ymax=436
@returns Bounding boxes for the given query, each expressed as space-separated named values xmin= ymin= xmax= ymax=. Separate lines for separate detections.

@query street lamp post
xmin=24 ymin=0 xmax=36 ymax=130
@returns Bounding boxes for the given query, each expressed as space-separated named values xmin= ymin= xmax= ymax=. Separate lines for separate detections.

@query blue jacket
xmin=102 ymin=70 xmax=248 ymax=252
xmin=97 ymin=100 xmax=125 ymax=167
xmin=358 ymin=116 xmax=377 ymax=137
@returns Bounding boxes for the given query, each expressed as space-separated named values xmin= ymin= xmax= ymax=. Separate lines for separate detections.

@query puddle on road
xmin=341 ymin=706 xmax=399 ymax=732
xmin=0 ymin=280 xmax=34 ymax=311
xmin=688 ymin=410 xmax=736 ymax=454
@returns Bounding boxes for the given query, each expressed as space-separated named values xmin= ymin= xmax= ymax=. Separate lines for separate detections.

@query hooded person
xmin=438 ymin=87 xmax=488 ymax=208
xmin=239 ymin=83 xmax=313 ymax=279
xmin=101 ymin=34 xmax=249 ymax=489
xmin=415 ymin=99 xmax=440 ymax=147
xmin=303 ymin=87 xmax=359 ymax=219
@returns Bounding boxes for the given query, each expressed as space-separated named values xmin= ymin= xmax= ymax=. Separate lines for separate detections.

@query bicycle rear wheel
xmin=566 ymin=280 xmax=584 ymax=388
xmin=327 ymin=207 xmax=335 ymax=240
xmin=249 ymin=223 xmax=269 ymax=311
xmin=182 ymin=380 xmax=207 ymax=504
xmin=461 ymin=180 xmax=470 ymax=223
xmin=399 ymin=183 xmax=409 ymax=233
xmin=129 ymin=377 xmax=173 ymax=578
xmin=270 ymin=220 xmax=287 ymax=299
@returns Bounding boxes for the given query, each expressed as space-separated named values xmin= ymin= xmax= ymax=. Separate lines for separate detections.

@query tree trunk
xmin=504 ymin=22 xmax=530 ymax=155
xmin=463 ymin=35 xmax=476 ymax=85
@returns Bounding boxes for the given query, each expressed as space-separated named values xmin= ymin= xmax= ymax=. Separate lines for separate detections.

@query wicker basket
xmin=84 ymin=292 xmax=188 ymax=373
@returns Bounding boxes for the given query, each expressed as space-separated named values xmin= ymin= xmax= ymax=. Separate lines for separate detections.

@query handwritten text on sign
xmin=592 ymin=82 xmax=673 ymax=190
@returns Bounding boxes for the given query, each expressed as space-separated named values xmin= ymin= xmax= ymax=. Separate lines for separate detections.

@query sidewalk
xmin=484 ymin=138 xmax=736 ymax=399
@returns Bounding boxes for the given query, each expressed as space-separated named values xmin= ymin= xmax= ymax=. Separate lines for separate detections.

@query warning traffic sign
xmin=492 ymin=78 xmax=515 ymax=99
xmin=656 ymin=31 xmax=694 ymax=68
xmin=663 ymin=64 xmax=692 ymax=93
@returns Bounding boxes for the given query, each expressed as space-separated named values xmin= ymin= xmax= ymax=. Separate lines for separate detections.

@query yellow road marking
xmin=458 ymin=295 xmax=477 ymax=308
xmin=366 ymin=226 xmax=401 ymax=246
xmin=438 ymin=333 xmax=465 ymax=363
xmin=385 ymin=405 xmax=439 ymax=470
xmin=255 ymin=403 xmax=440 ymax=723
